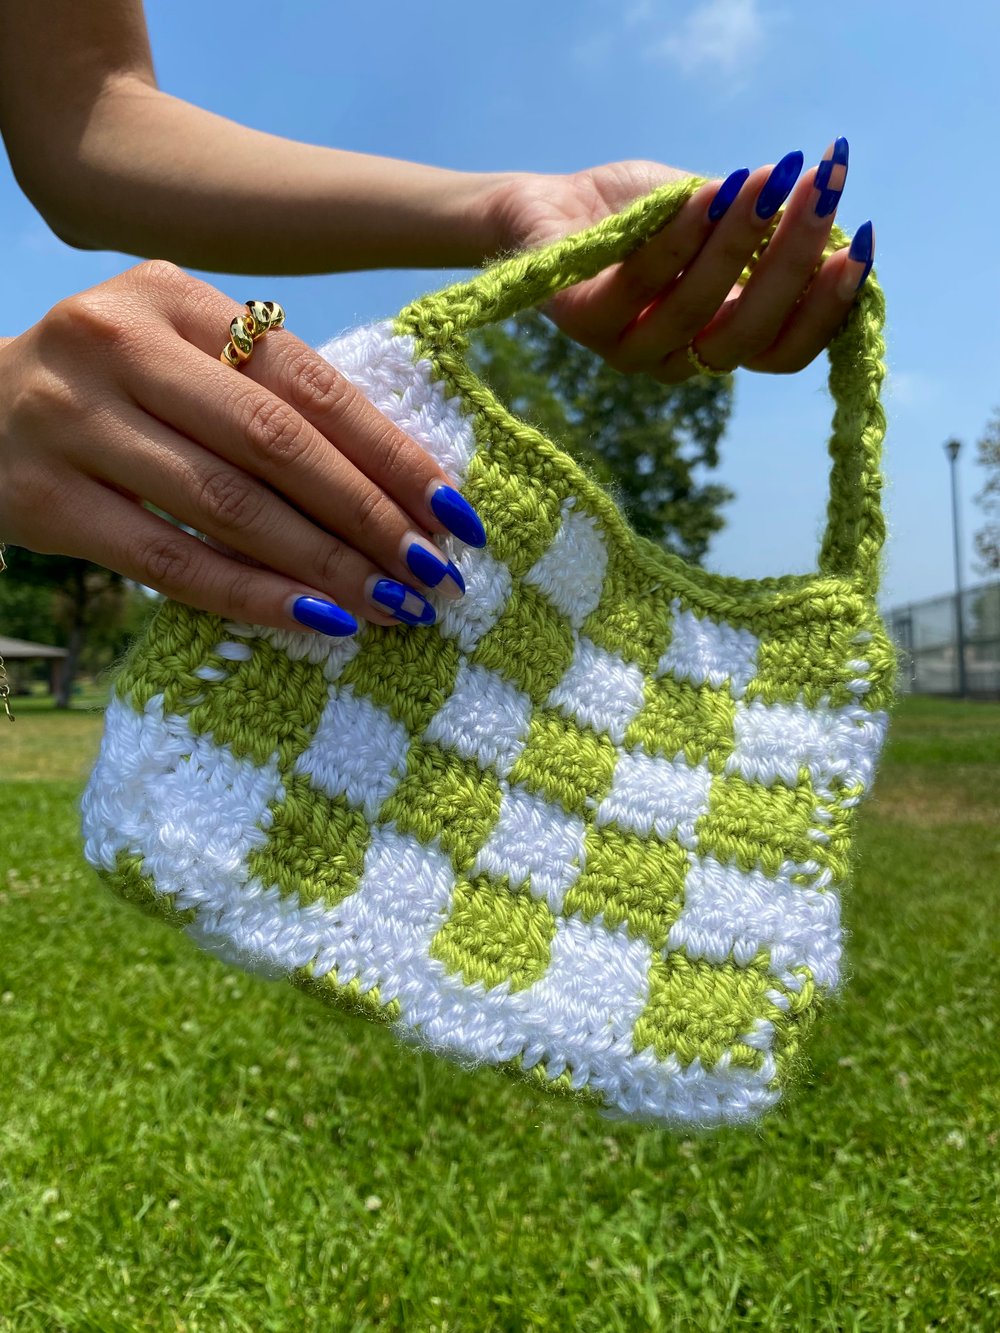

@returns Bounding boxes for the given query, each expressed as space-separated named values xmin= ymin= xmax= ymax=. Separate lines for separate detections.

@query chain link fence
xmin=884 ymin=581 xmax=1000 ymax=698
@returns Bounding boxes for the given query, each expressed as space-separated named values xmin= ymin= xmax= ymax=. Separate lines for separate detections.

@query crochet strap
xmin=399 ymin=176 xmax=888 ymax=596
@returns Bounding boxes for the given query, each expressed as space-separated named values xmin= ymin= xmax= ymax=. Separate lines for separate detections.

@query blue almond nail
xmin=755 ymin=149 xmax=805 ymax=220
xmin=429 ymin=484 xmax=487 ymax=548
xmin=708 ymin=167 xmax=750 ymax=222
xmin=370 ymin=579 xmax=436 ymax=626
xmin=848 ymin=220 xmax=875 ymax=290
xmin=405 ymin=541 xmax=466 ymax=593
xmin=292 ymin=596 xmax=358 ymax=637
xmin=814 ymin=136 xmax=849 ymax=218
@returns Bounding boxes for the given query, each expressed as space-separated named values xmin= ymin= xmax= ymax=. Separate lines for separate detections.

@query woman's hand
xmin=488 ymin=140 xmax=873 ymax=382
xmin=0 ymin=261 xmax=485 ymax=636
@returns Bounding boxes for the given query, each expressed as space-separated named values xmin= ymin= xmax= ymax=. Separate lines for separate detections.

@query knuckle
xmin=367 ymin=420 xmax=409 ymax=480
xmin=223 ymin=564 xmax=258 ymax=617
xmin=314 ymin=540 xmax=349 ymax=589
xmin=352 ymin=484 xmax=394 ymax=532
xmin=144 ymin=534 xmax=196 ymax=589
xmin=133 ymin=258 xmax=194 ymax=297
xmin=282 ymin=347 xmax=343 ymax=417
xmin=241 ymin=394 xmax=311 ymax=467
xmin=45 ymin=291 xmax=128 ymax=350
xmin=198 ymin=468 xmax=263 ymax=529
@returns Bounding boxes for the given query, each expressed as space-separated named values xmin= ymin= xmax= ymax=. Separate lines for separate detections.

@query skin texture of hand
xmin=488 ymin=143 xmax=873 ymax=382
xmin=0 ymin=262 xmax=488 ymax=637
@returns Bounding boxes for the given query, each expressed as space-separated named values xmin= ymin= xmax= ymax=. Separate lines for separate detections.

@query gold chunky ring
xmin=220 ymin=300 xmax=286 ymax=368
xmin=686 ymin=341 xmax=729 ymax=378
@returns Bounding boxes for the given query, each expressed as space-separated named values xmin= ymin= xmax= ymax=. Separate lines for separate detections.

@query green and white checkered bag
xmin=81 ymin=179 xmax=895 ymax=1128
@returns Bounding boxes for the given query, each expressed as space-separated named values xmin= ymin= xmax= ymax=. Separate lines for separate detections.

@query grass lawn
xmin=0 ymin=693 xmax=997 ymax=1331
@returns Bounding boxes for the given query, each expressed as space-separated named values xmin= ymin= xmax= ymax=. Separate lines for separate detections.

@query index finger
xmin=154 ymin=266 xmax=485 ymax=549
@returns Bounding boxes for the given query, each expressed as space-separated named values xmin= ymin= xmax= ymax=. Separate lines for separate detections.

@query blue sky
xmin=1 ymin=0 xmax=994 ymax=610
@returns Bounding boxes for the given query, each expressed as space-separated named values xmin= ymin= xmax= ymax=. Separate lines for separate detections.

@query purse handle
xmin=399 ymin=176 xmax=887 ymax=596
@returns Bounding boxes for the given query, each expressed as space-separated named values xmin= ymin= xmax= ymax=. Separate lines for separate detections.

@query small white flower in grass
xmin=944 ymin=1129 xmax=966 ymax=1149
xmin=364 ymin=1195 xmax=382 ymax=1212
xmin=41 ymin=1188 xmax=59 ymax=1206
xmin=1 ymin=991 xmax=13 ymax=1004
xmin=167 ymin=1197 xmax=180 ymax=1211
xmin=247 ymin=1065 xmax=262 ymax=1078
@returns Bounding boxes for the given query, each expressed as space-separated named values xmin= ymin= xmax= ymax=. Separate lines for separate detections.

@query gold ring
xmin=220 ymin=300 xmax=286 ymax=368
xmin=686 ymin=341 xmax=728 ymax=378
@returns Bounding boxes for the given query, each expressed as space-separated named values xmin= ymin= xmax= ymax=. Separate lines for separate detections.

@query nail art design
xmin=846 ymin=220 xmax=875 ymax=293
xmin=708 ymin=167 xmax=750 ymax=222
xmin=367 ymin=578 xmax=436 ymax=626
xmin=755 ymin=149 xmax=805 ymax=220
xmin=404 ymin=535 xmax=466 ymax=599
xmin=427 ymin=483 xmax=487 ymax=548
xmin=814 ymin=137 xmax=849 ymax=218
xmin=291 ymin=596 xmax=358 ymax=637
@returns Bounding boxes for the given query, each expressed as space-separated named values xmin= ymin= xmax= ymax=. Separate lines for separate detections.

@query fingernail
xmin=814 ymin=136 xmax=849 ymax=218
xmin=426 ymin=482 xmax=487 ymax=548
xmin=708 ymin=167 xmax=750 ymax=222
xmin=365 ymin=576 xmax=436 ymax=626
xmin=402 ymin=532 xmax=465 ymax=599
xmin=755 ymin=150 xmax=804 ymax=220
xmin=837 ymin=221 xmax=874 ymax=298
xmin=290 ymin=595 xmax=358 ymax=637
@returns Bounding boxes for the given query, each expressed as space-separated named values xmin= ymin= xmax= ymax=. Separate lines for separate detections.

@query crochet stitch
xmin=80 ymin=178 xmax=894 ymax=1128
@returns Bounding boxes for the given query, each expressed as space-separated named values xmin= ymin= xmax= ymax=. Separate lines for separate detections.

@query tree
xmin=973 ymin=409 xmax=1000 ymax=573
xmin=469 ymin=309 xmax=734 ymax=562
xmin=0 ymin=550 xmax=151 ymax=706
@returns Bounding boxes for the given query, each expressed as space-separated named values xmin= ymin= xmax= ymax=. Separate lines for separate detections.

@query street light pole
xmin=944 ymin=438 xmax=967 ymax=698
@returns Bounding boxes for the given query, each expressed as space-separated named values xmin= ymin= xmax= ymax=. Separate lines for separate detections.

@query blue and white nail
xmin=365 ymin=575 xmax=436 ymax=626
xmin=814 ymin=137 xmax=849 ymax=218
xmin=402 ymin=532 xmax=465 ymax=600
xmin=837 ymin=220 xmax=875 ymax=297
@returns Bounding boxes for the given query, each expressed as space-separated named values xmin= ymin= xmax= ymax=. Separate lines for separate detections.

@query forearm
xmin=37 ymin=78 xmax=522 ymax=275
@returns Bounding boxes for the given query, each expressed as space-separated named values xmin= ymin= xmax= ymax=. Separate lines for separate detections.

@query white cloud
xmin=573 ymin=0 xmax=768 ymax=81
xmin=652 ymin=0 xmax=766 ymax=77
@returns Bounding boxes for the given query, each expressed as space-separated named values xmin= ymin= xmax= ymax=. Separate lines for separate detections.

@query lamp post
xmin=944 ymin=438 xmax=967 ymax=698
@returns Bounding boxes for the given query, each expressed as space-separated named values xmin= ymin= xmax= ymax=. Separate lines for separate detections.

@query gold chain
xmin=0 ymin=542 xmax=14 ymax=722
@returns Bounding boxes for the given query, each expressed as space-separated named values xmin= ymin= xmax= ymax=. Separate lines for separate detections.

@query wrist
xmin=466 ymin=171 xmax=551 ymax=260
xmin=457 ymin=170 xmax=537 ymax=263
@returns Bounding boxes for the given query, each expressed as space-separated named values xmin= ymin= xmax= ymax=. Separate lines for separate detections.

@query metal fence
xmin=884 ymin=581 xmax=1000 ymax=698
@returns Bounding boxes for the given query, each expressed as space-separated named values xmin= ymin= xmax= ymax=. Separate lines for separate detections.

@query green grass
xmin=0 ymin=697 xmax=998 ymax=1331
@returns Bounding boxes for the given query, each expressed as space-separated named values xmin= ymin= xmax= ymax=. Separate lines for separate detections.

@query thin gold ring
xmin=220 ymin=300 xmax=286 ymax=368
xmin=686 ymin=341 xmax=729 ymax=378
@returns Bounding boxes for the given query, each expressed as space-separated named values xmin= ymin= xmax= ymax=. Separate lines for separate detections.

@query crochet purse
xmin=81 ymin=178 xmax=894 ymax=1128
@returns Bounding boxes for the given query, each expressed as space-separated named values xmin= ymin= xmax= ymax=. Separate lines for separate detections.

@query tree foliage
xmin=468 ymin=309 xmax=735 ymax=563
xmin=0 ymin=550 xmax=154 ymax=705
xmin=973 ymin=409 xmax=1000 ymax=573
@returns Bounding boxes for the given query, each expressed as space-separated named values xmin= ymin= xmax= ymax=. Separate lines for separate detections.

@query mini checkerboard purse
xmin=81 ymin=177 xmax=894 ymax=1128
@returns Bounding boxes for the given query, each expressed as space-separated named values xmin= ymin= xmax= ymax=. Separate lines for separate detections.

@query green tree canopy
xmin=0 ymin=550 xmax=152 ymax=705
xmin=469 ymin=309 xmax=735 ymax=563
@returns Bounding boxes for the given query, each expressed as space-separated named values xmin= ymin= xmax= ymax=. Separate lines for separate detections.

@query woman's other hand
xmin=488 ymin=140 xmax=873 ymax=382
xmin=0 ymin=262 xmax=485 ymax=636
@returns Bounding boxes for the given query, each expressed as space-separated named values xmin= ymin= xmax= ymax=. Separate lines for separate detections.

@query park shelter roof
xmin=0 ymin=635 xmax=67 ymax=659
